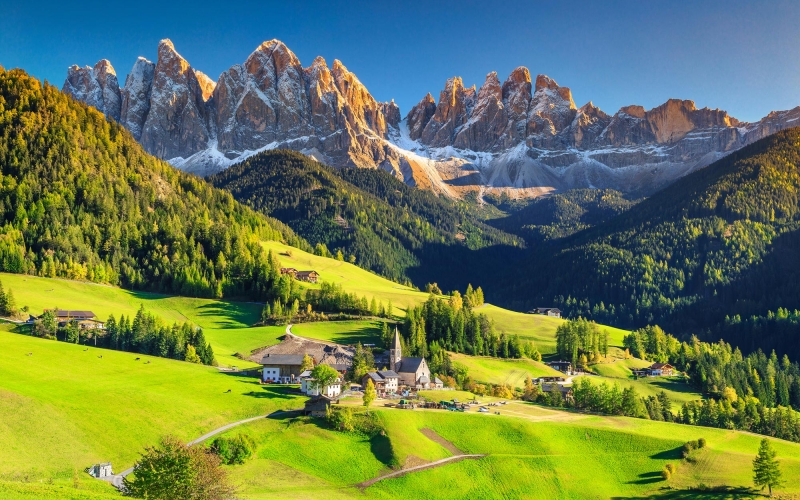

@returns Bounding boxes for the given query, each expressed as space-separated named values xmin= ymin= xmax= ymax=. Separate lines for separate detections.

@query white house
xmin=300 ymin=370 xmax=342 ymax=398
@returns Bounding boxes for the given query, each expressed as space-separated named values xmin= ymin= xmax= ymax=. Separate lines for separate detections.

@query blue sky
xmin=2 ymin=0 xmax=798 ymax=122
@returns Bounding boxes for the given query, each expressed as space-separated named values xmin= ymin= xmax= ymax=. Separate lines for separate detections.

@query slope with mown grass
xmin=0 ymin=331 xmax=304 ymax=484
xmin=216 ymin=403 xmax=800 ymax=499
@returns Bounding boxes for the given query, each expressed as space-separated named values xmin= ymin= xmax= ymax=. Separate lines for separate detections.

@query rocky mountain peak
xmin=63 ymin=59 xmax=122 ymax=121
xmin=120 ymin=57 xmax=155 ymax=141
xmin=406 ymin=93 xmax=437 ymax=141
xmin=382 ymin=100 xmax=401 ymax=129
xmin=420 ymin=76 xmax=476 ymax=147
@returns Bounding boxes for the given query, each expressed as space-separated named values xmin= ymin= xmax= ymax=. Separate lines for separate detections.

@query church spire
xmin=390 ymin=326 xmax=402 ymax=372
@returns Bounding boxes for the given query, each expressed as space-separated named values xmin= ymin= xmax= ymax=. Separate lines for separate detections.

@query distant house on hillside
xmin=647 ymin=363 xmax=674 ymax=377
xmin=631 ymin=363 xmax=675 ymax=378
xmin=295 ymin=271 xmax=319 ymax=283
xmin=87 ymin=462 xmax=112 ymax=478
xmin=545 ymin=360 xmax=573 ymax=375
xmin=530 ymin=308 xmax=562 ymax=318
xmin=280 ymin=268 xmax=298 ymax=278
xmin=541 ymin=382 xmax=574 ymax=403
xmin=52 ymin=310 xmax=104 ymax=330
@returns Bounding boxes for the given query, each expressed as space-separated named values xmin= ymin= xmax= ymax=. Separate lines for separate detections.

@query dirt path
xmin=357 ymin=426 xmax=484 ymax=488
xmin=419 ymin=428 xmax=462 ymax=455
xmin=357 ymin=454 xmax=484 ymax=487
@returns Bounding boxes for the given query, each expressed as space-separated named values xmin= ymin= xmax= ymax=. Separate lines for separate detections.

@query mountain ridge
xmin=64 ymin=38 xmax=800 ymax=199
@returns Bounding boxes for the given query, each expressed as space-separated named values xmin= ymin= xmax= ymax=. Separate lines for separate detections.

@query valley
xmin=2 ymin=10 xmax=800 ymax=498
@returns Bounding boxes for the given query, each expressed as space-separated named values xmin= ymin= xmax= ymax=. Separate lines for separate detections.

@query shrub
xmin=665 ymin=463 xmax=676 ymax=474
xmin=124 ymin=435 xmax=235 ymax=499
xmin=661 ymin=468 xmax=671 ymax=480
xmin=326 ymin=406 xmax=354 ymax=432
xmin=209 ymin=434 xmax=256 ymax=465
xmin=698 ymin=437 xmax=707 ymax=448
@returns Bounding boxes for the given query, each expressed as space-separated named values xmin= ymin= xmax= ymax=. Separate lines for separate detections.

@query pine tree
xmin=753 ymin=438 xmax=784 ymax=497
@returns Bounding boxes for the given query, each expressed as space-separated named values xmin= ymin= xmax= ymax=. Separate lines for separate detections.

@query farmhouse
xmin=87 ymin=462 xmax=112 ymax=478
xmin=259 ymin=354 xmax=305 ymax=383
xmin=530 ymin=307 xmax=562 ymax=318
xmin=280 ymin=267 xmax=298 ymax=278
xmin=52 ymin=310 xmax=105 ymax=330
xmin=546 ymin=360 xmax=573 ymax=374
xmin=647 ymin=362 xmax=674 ymax=376
xmin=542 ymin=382 xmax=574 ymax=403
xmin=388 ymin=328 xmax=432 ymax=389
xmin=631 ymin=363 xmax=676 ymax=378
xmin=295 ymin=270 xmax=319 ymax=284
xmin=250 ymin=332 xmax=355 ymax=383
xmin=362 ymin=370 xmax=400 ymax=396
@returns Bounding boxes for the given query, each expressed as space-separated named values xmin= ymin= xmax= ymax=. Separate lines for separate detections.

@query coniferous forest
xmin=0 ymin=67 xmax=305 ymax=301
xmin=491 ymin=129 xmax=800 ymax=359
xmin=208 ymin=149 xmax=524 ymax=286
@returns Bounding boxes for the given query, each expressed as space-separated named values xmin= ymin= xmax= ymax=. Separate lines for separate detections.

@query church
xmin=389 ymin=327 xmax=432 ymax=389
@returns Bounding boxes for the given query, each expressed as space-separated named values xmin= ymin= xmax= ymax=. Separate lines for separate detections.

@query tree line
xmin=396 ymin=287 xmax=539 ymax=361
xmin=30 ymin=304 xmax=215 ymax=365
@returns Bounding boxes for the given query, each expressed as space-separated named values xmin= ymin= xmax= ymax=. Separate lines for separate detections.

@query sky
xmin=1 ymin=0 xmax=798 ymax=122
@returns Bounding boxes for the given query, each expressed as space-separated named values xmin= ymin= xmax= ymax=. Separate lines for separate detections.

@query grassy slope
xmin=0 ymin=331 xmax=304 ymax=482
xmin=218 ymin=404 xmax=800 ymax=500
xmin=449 ymin=353 xmax=563 ymax=387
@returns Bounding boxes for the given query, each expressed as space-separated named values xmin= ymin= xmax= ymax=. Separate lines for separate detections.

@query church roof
xmin=397 ymin=357 xmax=425 ymax=374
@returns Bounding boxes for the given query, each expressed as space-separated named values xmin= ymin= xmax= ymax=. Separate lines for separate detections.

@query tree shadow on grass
xmin=194 ymin=302 xmax=260 ymax=328
xmin=628 ymin=471 xmax=665 ymax=485
xmin=369 ymin=432 xmax=395 ymax=468
xmin=612 ymin=486 xmax=758 ymax=499
xmin=650 ymin=446 xmax=685 ymax=460
xmin=241 ymin=384 xmax=299 ymax=400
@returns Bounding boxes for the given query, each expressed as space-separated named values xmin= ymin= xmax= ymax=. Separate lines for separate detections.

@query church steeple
xmin=389 ymin=326 xmax=402 ymax=372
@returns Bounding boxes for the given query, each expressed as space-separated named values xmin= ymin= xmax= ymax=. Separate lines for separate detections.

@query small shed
xmin=304 ymin=395 xmax=336 ymax=417
xmin=88 ymin=462 xmax=113 ymax=478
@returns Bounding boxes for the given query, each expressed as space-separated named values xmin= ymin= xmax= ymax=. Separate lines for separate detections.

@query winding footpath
xmin=357 ymin=454 xmax=485 ymax=487
xmin=100 ymin=410 xmax=301 ymax=490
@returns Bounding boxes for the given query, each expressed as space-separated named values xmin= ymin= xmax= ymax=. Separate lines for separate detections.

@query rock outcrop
xmin=64 ymin=39 xmax=800 ymax=199
xmin=63 ymin=60 xmax=122 ymax=121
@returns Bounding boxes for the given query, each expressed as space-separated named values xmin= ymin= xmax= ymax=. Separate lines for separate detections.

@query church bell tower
xmin=389 ymin=326 xmax=402 ymax=372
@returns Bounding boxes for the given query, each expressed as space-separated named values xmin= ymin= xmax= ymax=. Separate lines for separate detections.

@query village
xmin=248 ymin=320 xmax=676 ymax=417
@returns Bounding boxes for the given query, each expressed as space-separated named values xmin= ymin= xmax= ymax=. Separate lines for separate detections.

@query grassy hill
xmin=221 ymin=400 xmax=800 ymax=499
xmin=0 ymin=331 xmax=303 ymax=487
xmin=3 ymin=330 xmax=799 ymax=499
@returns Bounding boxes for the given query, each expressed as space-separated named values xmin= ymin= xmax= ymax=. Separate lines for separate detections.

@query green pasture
xmin=449 ymin=353 xmax=563 ymax=388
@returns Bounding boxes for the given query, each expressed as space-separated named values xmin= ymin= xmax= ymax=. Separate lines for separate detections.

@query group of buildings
xmin=279 ymin=268 xmax=320 ymax=284
xmin=251 ymin=327 xmax=443 ymax=396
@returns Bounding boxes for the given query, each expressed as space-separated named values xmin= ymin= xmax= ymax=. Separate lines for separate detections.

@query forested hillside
xmin=0 ymin=67 xmax=305 ymax=300
xmin=485 ymin=188 xmax=638 ymax=242
xmin=209 ymin=150 xmax=524 ymax=287
xmin=493 ymin=128 xmax=800 ymax=358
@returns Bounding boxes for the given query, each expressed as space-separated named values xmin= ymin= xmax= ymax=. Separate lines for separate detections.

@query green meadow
xmin=217 ymin=405 xmax=800 ymax=499
xmin=449 ymin=353 xmax=563 ymax=387
xmin=0 ymin=331 xmax=304 ymax=483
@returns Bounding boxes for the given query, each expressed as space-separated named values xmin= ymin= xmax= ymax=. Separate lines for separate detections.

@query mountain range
xmin=64 ymin=39 xmax=800 ymax=198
